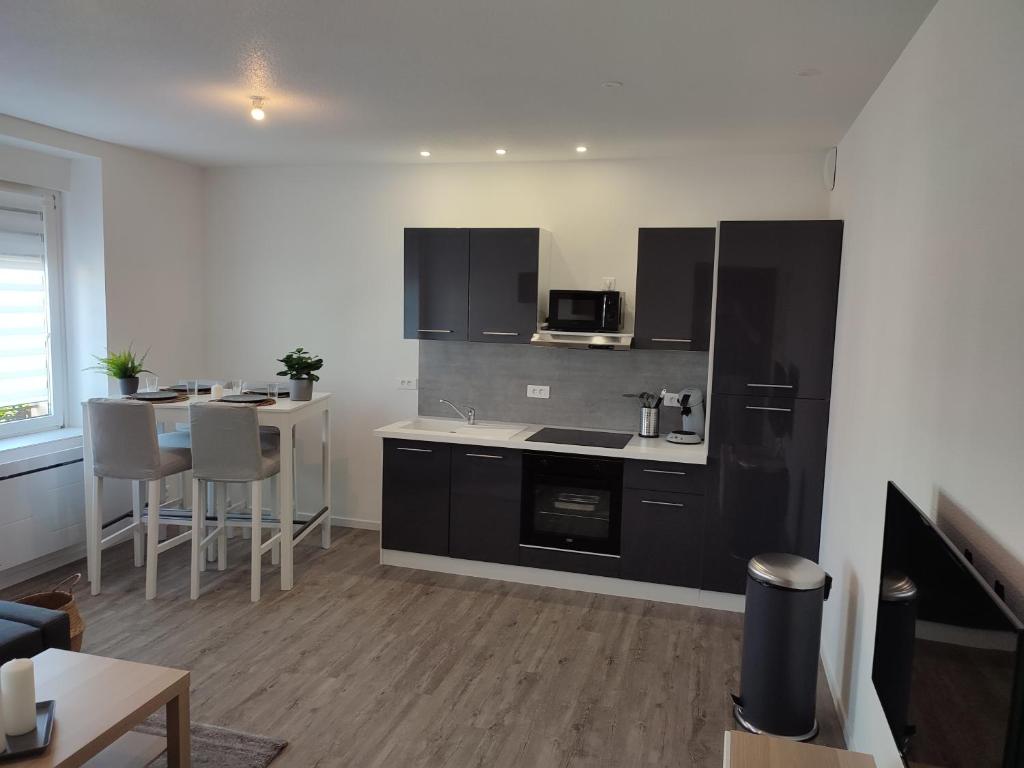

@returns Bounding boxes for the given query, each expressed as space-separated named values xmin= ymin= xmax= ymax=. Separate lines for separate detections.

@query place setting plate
xmin=218 ymin=393 xmax=275 ymax=405
xmin=130 ymin=390 xmax=186 ymax=402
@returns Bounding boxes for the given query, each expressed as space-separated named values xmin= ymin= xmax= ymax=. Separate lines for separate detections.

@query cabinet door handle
xmin=641 ymin=499 xmax=686 ymax=508
xmin=417 ymin=328 xmax=453 ymax=334
xmin=481 ymin=331 xmax=520 ymax=337
xmin=642 ymin=468 xmax=687 ymax=476
xmin=746 ymin=383 xmax=793 ymax=389
xmin=465 ymin=453 xmax=504 ymax=459
xmin=396 ymin=446 xmax=433 ymax=453
xmin=651 ymin=338 xmax=692 ymax=343
xmin=745 ymin=405 xmax=793 ymax=413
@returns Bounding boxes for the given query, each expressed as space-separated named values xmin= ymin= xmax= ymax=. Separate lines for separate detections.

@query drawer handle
xmin=651 ymin=338 xmax=692 ymax=343
xmin=746 ymin=383 xmax=793 ymax=389
xmin=641 ymin=500 xmax=686 ymax=508
xmin=417 ymin=329 xmax=453 ymax=334
xmin=745 ymin=405 xmax=793 ymax=413
xmin=465 ymin=453 xmax=504 ymax=459
xmin=396 ymin=446 xmax=433 ymax=453
xmin=481 ymin=331 xmax=520 ymax=337
xmin=642 ymin=468 xmax=687 ymax=476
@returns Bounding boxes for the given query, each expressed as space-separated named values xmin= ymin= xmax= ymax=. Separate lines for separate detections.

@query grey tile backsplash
xmin=418 ymin=341 xmax=708 ymax=433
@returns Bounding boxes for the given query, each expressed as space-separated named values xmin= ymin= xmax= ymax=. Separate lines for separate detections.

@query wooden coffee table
xmin=17 ymin=649 xmax=190 ymax=768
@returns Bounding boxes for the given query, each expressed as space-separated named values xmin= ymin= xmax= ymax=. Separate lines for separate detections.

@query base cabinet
xmin=621 ymin=489 xmax=704 ymax=588
xmin=381 ymin=440 xmax=451 ymax=556
xmin=450 ymin=447 xmax=522 ymax=565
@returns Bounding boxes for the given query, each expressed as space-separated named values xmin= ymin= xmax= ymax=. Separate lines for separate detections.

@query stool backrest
xmin=87 ymin=398 xmax=162 ymax=480
xmin=189 ymin=402 xmax=263 ymax=481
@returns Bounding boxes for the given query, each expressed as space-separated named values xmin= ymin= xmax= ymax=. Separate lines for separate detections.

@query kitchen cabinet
xmin=624 ymin=459 xmax=705 ymax=495
xmin=450 ymin=446 xmax=522 ymax=564
xmin=633 ymin=228 xmax=716 ymax=351
xmin=712 ymin=221 xmax=842 ymax=399
xmin=621 ymin=488 xmax=704 ymax=588
xmin=403 ymin=228 xmax=470 ymax=341
xmin=701 ymin=394 xmax=830 ymax=594
xmin=468 ymin=229 xmax=539 ymax=343
xmin=381 ymin=439 xmax=451 ymax=556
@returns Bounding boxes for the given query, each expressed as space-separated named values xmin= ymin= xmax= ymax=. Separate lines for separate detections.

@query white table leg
xmin=321 ymin=406 xmax=332 ymax=549
xmin=279 ymin=424 xmax=295 ymax=590
xmin=89 ymin=475 xmax=102 ymax=595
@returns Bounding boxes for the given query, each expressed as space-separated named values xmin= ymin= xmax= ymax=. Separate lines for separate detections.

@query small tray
xmin=0 ymin=701 xmax=56 ymax=761
xmin=131 ymin=390 xmax=183 ymax=402
xmin=219 ymin=394 xmax=274 ymax=405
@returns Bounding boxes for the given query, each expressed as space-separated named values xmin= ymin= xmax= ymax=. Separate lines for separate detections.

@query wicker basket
xmin=16 ymin=573 xmax=85 ymax=652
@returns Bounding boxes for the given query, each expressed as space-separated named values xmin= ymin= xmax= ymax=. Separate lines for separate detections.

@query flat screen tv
xmin=873 ymin=482 xmax=1024 ymax=767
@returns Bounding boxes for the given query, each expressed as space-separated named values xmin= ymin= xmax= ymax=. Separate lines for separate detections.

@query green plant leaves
xmin=276 ymin=347 xmax=324 ymax=381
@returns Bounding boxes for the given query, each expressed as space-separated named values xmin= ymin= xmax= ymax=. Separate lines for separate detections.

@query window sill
xmin=0 ymin=427 xmax=84 ymax=475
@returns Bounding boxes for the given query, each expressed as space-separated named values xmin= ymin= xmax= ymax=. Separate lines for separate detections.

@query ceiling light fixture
xmin=602 ymin=80 xmax=623 ymax=88
xmin=576 ymin=146 xmax=588 ymax=153
xmin=420 ymin=150 xmax=431 ymax=157
xmin=495 ymin=148 xmax=507 ymax=156
xmin=249 ymin=96 xmax=266 ymax=121
xmin=797 ymin=67 xmax=822 ymax=77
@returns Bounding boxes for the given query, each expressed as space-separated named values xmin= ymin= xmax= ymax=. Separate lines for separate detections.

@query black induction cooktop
xmin=526 ymin=427 xmax=632 ymax=450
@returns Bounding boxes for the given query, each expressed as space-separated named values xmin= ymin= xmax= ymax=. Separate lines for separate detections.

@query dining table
xmin=81 ymin=391 xmax=332 ymax=593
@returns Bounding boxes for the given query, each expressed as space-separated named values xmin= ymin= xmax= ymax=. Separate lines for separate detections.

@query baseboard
xmin=380 ymin=548 xmax=745 ymax=613
xmin=820 ymin=651 xmax=853 ymax=749
xmin=0 ymin=542 xmax=86 ymax=591
xmin=332 ymin=515 xmax=380 ymax=531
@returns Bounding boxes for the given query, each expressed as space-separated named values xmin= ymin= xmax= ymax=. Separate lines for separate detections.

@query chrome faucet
xmin=439 ymin=399 xmax=476 ymax=425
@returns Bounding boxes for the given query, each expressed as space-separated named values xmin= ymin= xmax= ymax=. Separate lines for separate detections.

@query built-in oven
xmin=521 ymin=452 xmax=623 ymax=556
xmin=546 ymin=290 xmax=623 ymax=333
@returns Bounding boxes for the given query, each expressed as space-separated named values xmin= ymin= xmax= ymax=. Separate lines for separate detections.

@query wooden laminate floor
xmin=2 ymin=529 xmax=844 ymax=767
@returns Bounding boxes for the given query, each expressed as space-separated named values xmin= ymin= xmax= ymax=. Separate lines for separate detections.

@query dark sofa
xmin=0 ymin=601 xmax=71 ymax=666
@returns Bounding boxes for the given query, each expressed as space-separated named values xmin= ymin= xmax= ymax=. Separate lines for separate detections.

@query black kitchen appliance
xmin=526 ymin=427 xmax=632 ymax=450
xmin=521 ymin=452 xmax=623 ymax=557
xmin=546 ymin=290 xmax=623 ymax=333
xmin=873 ymin=482 xmax=1024 ymax=767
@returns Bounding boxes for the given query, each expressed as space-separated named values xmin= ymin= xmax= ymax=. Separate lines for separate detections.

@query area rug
xmin=136 ymin=713 xmax=288 ymax=767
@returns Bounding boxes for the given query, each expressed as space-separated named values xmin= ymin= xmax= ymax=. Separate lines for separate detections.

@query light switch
xmin=397 ymin=377 xmax=418 ymax=390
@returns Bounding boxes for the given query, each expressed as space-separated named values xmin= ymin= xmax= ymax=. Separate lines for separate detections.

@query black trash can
xmin=872 ymin=571 xmax=918 ymax=754
xmin=734 ymin=552 xmax=831 ymax=740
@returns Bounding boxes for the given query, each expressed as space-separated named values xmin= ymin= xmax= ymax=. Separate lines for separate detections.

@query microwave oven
xmin=546 ymin=290 xmax=623 ymax=333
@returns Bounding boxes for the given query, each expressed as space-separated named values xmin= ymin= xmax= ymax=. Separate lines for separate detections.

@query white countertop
xmin=374 ymin=417 xmax=707 ymax=464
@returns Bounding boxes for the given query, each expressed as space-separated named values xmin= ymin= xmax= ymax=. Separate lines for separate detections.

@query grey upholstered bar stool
xmin=188 ymin=401 xmax=281 ymax=601
xmin=86 ymin=398 xmax=193 ymax=599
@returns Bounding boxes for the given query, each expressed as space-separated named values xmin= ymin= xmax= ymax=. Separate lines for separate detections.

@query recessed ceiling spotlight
xmin=602 ymin=80 xmax=623 ymax=88
xmin=495 ymin=148 xmax=507 ymax=156
xmin=797 ymin=67 xmax=822 ymax=77
xmin=419 ymin=150 xmax=431 ymax=157
xmin=576 ymin=146 xmax=588 ymax=153
xmin=249 ymin=96 xmax=266 ymax=121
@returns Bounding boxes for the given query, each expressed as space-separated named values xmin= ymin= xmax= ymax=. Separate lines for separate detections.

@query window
xmin=0 ymin=186 xmax=65 ymax=438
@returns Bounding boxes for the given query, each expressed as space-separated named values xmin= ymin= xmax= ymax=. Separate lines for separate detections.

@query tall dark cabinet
xmin=404 ymin=228 xmax=470 ymax=340
xmin=703 ymin=220 xmax=843 ymax=595
xmin=468 ymin=229 xmax=539 ymax=344
xmin=633 ymin=228 xmax=716 ymax=351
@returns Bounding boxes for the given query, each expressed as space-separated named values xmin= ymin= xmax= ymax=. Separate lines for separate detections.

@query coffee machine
xmin=666 ymin=387 xmax=705 ymax=444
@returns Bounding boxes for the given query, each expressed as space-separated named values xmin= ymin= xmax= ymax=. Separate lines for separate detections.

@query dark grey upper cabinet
xmin=633 ymin=228 xmax=716 ymax=351
xmin=404 ymin=228 xmax=470 ymax=340
xmin=468 ymin=229 xmax=539 ymax=344
xmin=381 ymin=439 xmax=451 ymax=556
xmin=712 ymin=221 xmax=843 ymax=399
xmin=450 ymin=447 xmax=522 ymax=564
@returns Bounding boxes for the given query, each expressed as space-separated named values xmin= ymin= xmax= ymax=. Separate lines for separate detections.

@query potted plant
xmin=88 ymin=347 xmax=151 ymax=396
xmin=276 ymin=347 xmax=323 ymax=401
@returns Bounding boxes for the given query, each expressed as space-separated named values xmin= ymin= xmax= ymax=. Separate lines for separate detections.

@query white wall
xmin=205 ymin=154 xmax=828 ymax=527
xmin=821 ymin=0 xmax=1024 ymax=763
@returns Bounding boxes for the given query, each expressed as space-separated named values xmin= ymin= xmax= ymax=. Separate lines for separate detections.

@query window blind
xmin=0 ymin=189 xmax=51 ymax=416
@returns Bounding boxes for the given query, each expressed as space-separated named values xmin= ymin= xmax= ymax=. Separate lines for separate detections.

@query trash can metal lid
xmin=747 ymin=553 xmax=828 ymax=590
xmin=880 ymin=571 xmax=918 ymax=602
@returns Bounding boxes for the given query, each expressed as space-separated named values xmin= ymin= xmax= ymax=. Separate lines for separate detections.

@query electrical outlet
xmin=602 ymin=277 xmax=616 ymax=291
xmin=527 ymin=384 xmax=550 ymax=399
xmin=397 ymin=377 xmax=418 ymax=391
xmin=662 ymin=391 xmax=680 ymax=407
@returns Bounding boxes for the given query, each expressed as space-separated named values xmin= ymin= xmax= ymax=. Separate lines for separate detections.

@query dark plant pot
xmin=118 ymin=377 xmax=140 ymax=396
xmin=290 ymin=379 xmax=313 ymax=401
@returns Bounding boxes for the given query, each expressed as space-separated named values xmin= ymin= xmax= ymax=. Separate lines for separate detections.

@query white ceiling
xmin=0 ymin=0 xmax=935 ymax=166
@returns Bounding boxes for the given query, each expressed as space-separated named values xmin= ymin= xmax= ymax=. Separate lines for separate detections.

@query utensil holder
xmin=639 ymin=406 xmax=660 ymax=438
